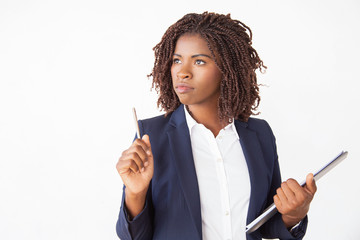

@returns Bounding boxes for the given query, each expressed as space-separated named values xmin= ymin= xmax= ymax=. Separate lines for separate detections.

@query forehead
xmin=174 ymin=34 xmax=211 ymax=54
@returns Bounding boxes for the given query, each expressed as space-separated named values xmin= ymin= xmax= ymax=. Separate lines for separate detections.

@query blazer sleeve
xmin=116 ymin=120 xmax=154 ymax=240
xmin=116 ymin=184 xmax=154 ymax=240
xmin=259 ymin=120 xmax=308 ymax=240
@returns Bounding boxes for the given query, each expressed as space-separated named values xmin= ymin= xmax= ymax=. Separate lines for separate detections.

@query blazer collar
xmin=167 ymin=105 xmax=269 ymax=234
xmin=167 ymin=105 xmax=202 ymax=239
xmin=234 ymin=120 xmax=270 ymax=225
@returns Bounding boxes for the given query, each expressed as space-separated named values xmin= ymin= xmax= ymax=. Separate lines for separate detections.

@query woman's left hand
xmin=274 ymin=173 xmax=317 ymax=229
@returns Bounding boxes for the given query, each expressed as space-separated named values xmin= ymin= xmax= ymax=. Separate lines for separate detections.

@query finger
xmin=281 ymin=181 xmax=296 ymax=200
xmin=276 ymin=187 xmax=288 ymax=203
xmin=121 ymin=138 xmax=150 ymax=171
xmin=285 ymin=178 xmax=305 ymax=199
xmin=285 ymin=178 xmax=302 ymax=192
xmin=129 ymin=144 xmax=148 ymax=162
xmin=121 ymin=150 xmax=145 ymax=173
xmin=273 ymin=195 xmax=283 ymax=210
xmin=132 ymin=138 xmax=150 ymax=157
xmin=305 ymin=173 xmax=317 ymax=195
xmin=117 ymin=159 xmax=140 ymax=174
xmin=133 ymin=151 xmax=147 ymax=172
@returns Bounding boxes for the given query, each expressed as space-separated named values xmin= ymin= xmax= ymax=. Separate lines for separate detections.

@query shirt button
xmin=217 ymin=158 xmax=222 ymax=162
xmin=225 ymin=211 xmax=229 ymax=216
xmin=218 ymin=136 xmax=223 ymax=140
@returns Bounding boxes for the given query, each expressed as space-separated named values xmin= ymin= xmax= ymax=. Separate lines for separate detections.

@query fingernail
xmin=144 ymin=161 xmax=149 ymax=167
xmin=141 ymin=167 xmax=145 ymax=172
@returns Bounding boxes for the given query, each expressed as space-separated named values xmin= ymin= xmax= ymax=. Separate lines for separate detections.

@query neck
xmin=186 ymin=103 xmax=228 ymax=137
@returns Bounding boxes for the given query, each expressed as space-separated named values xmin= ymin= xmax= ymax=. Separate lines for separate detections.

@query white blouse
xmin=184 ymin=106 xmax=251 ymax=240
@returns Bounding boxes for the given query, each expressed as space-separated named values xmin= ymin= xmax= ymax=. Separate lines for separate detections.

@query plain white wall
xmin=0 ymin=0 xmax=359 ymax=239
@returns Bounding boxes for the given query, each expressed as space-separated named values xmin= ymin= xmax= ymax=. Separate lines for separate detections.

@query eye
xmin=195 ymin=59 xmax=205 ymax=65
xmin=173 ymin=58 xmax=181 ymax=64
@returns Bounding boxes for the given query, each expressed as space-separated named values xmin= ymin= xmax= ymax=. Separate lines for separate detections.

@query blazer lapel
xmin=234 ymin=120 xmax=271 ymax=225
xmin=167 ymin=106 xmax=202 ymax=239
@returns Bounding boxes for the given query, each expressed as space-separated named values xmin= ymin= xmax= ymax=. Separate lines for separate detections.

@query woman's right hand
xmin=116 ymin=134 xmax=154 ymax=197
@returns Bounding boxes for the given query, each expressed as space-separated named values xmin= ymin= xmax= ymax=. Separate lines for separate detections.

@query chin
xmin=177 ymin=97 xmax=192 ymax=106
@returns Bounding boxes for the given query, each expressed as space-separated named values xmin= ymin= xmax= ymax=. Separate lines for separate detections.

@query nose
xmin=178 ymin=72 xmax=192 ymax=80
xmin=177 ymin=66 xmax=192 ymax=80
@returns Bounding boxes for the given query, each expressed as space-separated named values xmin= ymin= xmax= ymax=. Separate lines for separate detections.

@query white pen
xmin=132 ymin=107 xmax=141 ymax=139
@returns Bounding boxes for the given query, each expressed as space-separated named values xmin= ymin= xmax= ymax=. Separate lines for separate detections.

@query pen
xmin=132 ymin=107 xmax=141 ymax=139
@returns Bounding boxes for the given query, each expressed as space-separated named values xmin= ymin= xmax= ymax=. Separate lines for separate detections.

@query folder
xmin=245 ymin=151 xmax=348 ymax=233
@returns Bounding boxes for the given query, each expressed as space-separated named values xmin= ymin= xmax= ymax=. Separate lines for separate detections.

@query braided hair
xmin=149 ymin=12 xmax=266 ymax=122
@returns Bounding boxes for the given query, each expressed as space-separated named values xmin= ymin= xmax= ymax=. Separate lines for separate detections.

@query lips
xmin=175 ymin=83 xmax=194 ymax=94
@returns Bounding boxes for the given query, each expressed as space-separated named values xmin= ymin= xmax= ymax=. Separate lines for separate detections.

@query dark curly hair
xmin=149 ymin=12 xmax=266 ymax=122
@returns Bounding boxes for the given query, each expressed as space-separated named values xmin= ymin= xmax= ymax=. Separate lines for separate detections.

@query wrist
xmin=282 ymin=214 xmax=304 ymax=229
xmin=124 ymin=187 xmax=148 ymax=220
xmin=125 ymin=186 xmax=148 ymax=199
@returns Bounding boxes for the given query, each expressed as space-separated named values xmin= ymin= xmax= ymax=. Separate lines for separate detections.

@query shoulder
xmin=138 ymin=113 xmax=173 ymax=135
xmin=240 ymin=117 xmax=277 ymax=149
xmin=241 ymin=118 xmax=279 ymax=167
xmin=138 ymin=105 xmax=185 ymax=135
xmin=141 ymin=113 xmax=169 ymax=125
xmin=245 ymin=117 xmax=274 ymax=135
xmin=138 ymin=113 xmax=176 ymax=152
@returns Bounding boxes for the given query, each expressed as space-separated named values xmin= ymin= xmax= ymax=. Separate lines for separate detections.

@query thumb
xmin=142 ymin=134 xmax=153 ymax=157
xmin=142 ymin=134 xmax=154 ymax=170
xmin=305 ymin=173 xmax=317 ymax=195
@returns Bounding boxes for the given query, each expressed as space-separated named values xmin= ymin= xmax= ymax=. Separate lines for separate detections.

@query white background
xmin=1 ymin=0 xmax=359 ymax=239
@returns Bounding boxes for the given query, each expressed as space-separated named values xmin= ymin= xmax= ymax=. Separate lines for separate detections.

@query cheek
xmin=203 ymin=68 xmax=222 ymax=87
xmin=170 ymin=66 xmax=176 ymax=82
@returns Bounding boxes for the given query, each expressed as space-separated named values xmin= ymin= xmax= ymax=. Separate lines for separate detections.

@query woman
xmin=116 ymin=12 xmax=316 ymax=240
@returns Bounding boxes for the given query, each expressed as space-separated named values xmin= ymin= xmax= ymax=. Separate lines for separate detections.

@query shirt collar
xmin=184 ymin=105 xmax=198 ymax=136
xmin=184 ymin=105 xmax=239 ymax=140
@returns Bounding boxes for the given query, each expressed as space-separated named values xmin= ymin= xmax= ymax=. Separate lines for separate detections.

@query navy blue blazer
xmin=116 ymin=105 xmax=307 ymax=240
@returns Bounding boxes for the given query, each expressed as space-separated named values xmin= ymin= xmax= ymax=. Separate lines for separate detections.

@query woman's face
xmin=171 ymin=34 xmax=222 ymax=108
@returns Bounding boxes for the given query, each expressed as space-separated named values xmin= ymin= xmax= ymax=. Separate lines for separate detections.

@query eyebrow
xmin=173 ymin=53 xmax=212 ymax=59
